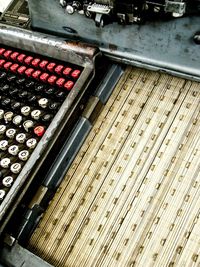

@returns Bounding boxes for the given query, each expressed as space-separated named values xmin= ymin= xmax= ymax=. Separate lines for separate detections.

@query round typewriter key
xmin=16 ymin=133 xmax=26 ymax=143
xmin=3 ymin=62 xmax=12 ymax=70
xmin=49 ymin=102 xmax=60 ymax=111
xmin=7 ymin=74 xmax=16 ymax=82
xmin=32 ymin=70 xmax=41 ymax=79
xmin=63 ymin=67 xmax=72 ymax=76
xmin=45 ymin=87 xmax=55 ymax=95
xmin=48 ymin=75 xmax=57 ymax=85
xmin=0 ymin=60 xmax=6 ymax=68
xmin=26 ymin=138 xmax=37 ymax=149
xmin=10 ymin=101 xmax=21 ymax=111
xmin=0 ymin=190 xmax=6 ymax=200
xmin=56 ymin=91 xmax=66 ymax=99
xmin=24 ymin=56 xmax=33 ymax=65
xmin=1 ymin=97 xmax=11 ymax=107
xmin=31 ymin=58 xmax=41 ymax=67
xmin=10 ymin=63 xmax=19 ymax=73
xmin=31 ymin=110 xmax=42 ymax=120
xmin=55 ymin=65 xmax=64 ymax=75
xmin=18 ymin=90 xmax=28 ymax=99
xmin=4 ymin=50 xmax=12 ymax=59
xmin=8 ymin=145 xmax=19 ymax=156
xmin=4 ymin=111 xmax=14 ymax=122
xmin=23 ymin=120 xmax=34 ymax=132
xmin=0 ymin=110 xmax=4 ymax=119
xmin=35 ymin=84 xmax=44 ymax=92
xmin=18 ymin=150 xmax=29 ymax=161
xmin=1 ymin=158 xmax=11 ymax=168
xmin=64 ymin=80 xmax=74 ymax=91
xmin=47 ymin=62 xmax=56 ymax=72
xmin=34 ymin=126 xmax=45 ymax=137
xmin=6 ymin=128 xmax=16 ymax=139
xmin=0 ymin=84 xmax=9 ymax=94
xmin=25 ymin=81 xmax=35 ymax=88
xmin=0 ymin=48 xmax=6 ymax=55
xmin=17 ymin=54 xmax=26 ymax=63
xmin=16 ymin=78 xmax=26 ymax=85
xmin=39 ymin=60 xmax=48 ymax=69
xmin=0 ymin=140 xmax=8 ymax=151
xmin=71 ymin=69 xmax=81 ymax=79
xmin=13 ymin=115 xmax=23 ymax=126
xmin=0 ymin=125 xmax=6 ymax=134
xmin=17 ymin=66 xmax=27 ymax=75
xmin=10 ymin=163 xmax=21 ymax=174
xmin=27 ymin=95 xmax=37 ymax=104
xmin=2 ymin=176 xmax=13 ymax=187
xmin=0 ymin=71 xmax=6 ymax=79
xmin=56 ymin=78 xmax=65 ymax=87
xmin=38 ymin=98 xmax=48 ymax=108
xmin=21 ymin=106 xmax=31 ymax=116
xmin=10 ymin=52 xmax=19 ymax=61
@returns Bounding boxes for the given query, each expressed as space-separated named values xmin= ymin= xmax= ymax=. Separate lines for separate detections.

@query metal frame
xmin=0 ymin=24 xmax=99 ymax=232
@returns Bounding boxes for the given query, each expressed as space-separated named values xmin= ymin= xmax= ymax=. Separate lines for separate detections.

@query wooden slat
xmin=29 ymin=67 xmax=200 ymax=267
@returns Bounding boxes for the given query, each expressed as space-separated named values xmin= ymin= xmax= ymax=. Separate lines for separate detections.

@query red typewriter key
xmin=71 ymin=69 xmax=81 ymax=79
xmin=4 ymin=50 xmax=12 ymax=59
xmin=32 ymin=70 xmax=41 ymax=79
xmin=34 ymin=126 xmax=45 ymax=137
xmin=0 ymin=59 xmax=5 ymax=68
xmin=24 ymin=56 xmax=33 ymax=65
xmin=39 ymin=60 xmax=48 ymax=70
xmin=17 ymin=66 xmax=27 ymax=75
xmin=10 ymin=52 xmax=19 ymax=61
xmin=47 ymin=62 xmax=56 ymax=72
xmin=17 ymin=54 xmax=26 ymax=63
xmin=4 ymin=62 xmax=12 ymax=70
xmin=0 ymin=48 xmax=6 ymax=56
xmin=40 ymin=73 xmax=49 ymax=82
xmin=56 ymin=78 xmax=65 ymax=87
xmin=64 ymin=80 xmax=74 ymax=91
xmin=32 ymin=58 xmax=40 ymax=67
xmin=63 ymin=67 xmax=72 ymax=76
xmin=25 ymin=68 xmax=34 ymax=77
xmin=48 ymin=75 xmax=57 ymax=85
xmin=10 ymin=64 xmax=19 ymax=73
xmin=55 ymin=65 xmax=64 ymax=75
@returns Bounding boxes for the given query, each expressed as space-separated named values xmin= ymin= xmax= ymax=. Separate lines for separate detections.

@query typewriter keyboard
xmin=0 ymin=46 xmax=83 ymax=201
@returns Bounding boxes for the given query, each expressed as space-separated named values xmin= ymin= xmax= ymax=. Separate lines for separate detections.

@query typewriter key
xmin=21 ymin=106 xmax=31 ymax=116
xmin=6 ymin=128 xmax=16 ymax=139
xmin=8 ymin=145 xmax=19 ymax=156
xmin=16 ymin=133 xmax=26 ymax=143
xmin=0 ymin=140 xmax=8 ymax=151
xmin=10 ymin=163 xmax=22 ymax=174
xmin=1 ymin=158 xmax=11 ymax=168
xmin=26 ymin=138 xmax=37 ymax=149
xmin=18 ymin=150 xmax=29 ymax=161
xmin=2 ymin=176 xmax=13 ymax=187
xmin=0 ymin=190 xmax=6 ymax=200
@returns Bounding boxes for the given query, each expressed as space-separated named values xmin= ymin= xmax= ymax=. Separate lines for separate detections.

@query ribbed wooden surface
xmin=29 ymin=67 xmax=200 ymax=267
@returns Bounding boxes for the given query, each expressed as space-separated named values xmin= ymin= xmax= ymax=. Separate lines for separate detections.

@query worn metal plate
xmin=29 ymin=0 xmax=200 ymax=81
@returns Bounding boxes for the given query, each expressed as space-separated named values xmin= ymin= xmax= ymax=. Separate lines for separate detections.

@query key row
xmin=0 ymin=48 xmax=81 ymax=78
xmin=0 ymin=61 xmax=75 ymax=90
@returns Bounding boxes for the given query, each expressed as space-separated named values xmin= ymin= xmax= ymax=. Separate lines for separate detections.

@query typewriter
xmin=0 ymin=1 xmax=200 ymax=267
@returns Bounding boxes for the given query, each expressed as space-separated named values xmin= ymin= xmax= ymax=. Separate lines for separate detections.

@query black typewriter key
xmin=8 ymin=145 xmax=19 ymax=156
xmin=9 ymin=88 xmax=19 ymax=97
xmin=0 ymin=125 xmax=6 ymax=135
xmin=38 ymin=98 xmax=49 ymax=108
xmin=1 ymin=158 xmax=11 ymax=169
xmin=26 ymin=138 xmax=37 ymax=149
xmin=2 ymin=176 xmax=13 ymax=187
xmin=10 ymin=101 xmax=21 ymax=111
xmin=13 ymin=115 xmax=23 ymax=126
xmin=7 ymin=74 xmax=16 ymax=83
xmin=0 ymin=84 xmax=10 ymax=94
xmin=16 ymin=133 xmax=26 ymax=143
xmin=49 ymin=102 xmax=60 ymax=111
xmin=42 ymin=114 xmax=53 ymax=123
xmin=55 ymin=91 xmax=66 ymax=100
xmin=4 ymin=111 xmax=14 ymax=123
xmin=35 ymin=84 xmax=44 ymax=93
xmin=25 ymin=81 xmax=35 ymax=89
xmin=16 ymin=78 xmax=26 ymax=85
xmin=0 ymin=72 xmax=7 ymax=80
xmin=0 ymin=140 xmax=8 ymax=151
xmin=1 ymin=98 xmax=11 ymax=108
xmin=18 ymin=150 xmax=29 ymax=161
xmin=0 ymin=110 xmax=4 ymax=119
xmin=27 ymin=95 xmax=37 ymax=105
xmin=45 ymin=87 xmax=55 ymax=96
xmin=10 ymin=163 xmax=22 ymax=174
xmin=18 ymin=90 xmax=28 ymax=99
xmin=6 ymin=128 xmax=16 ymax=139
xmin=21 ymin=106 xmax=31 ymax=116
